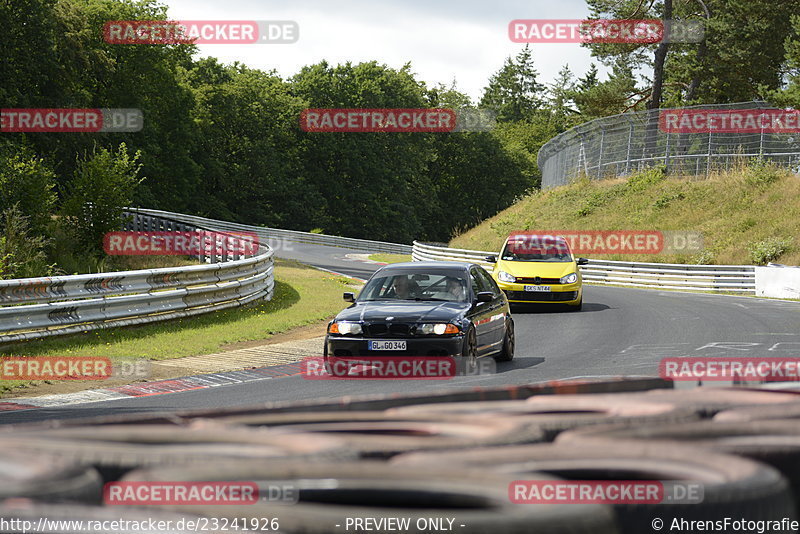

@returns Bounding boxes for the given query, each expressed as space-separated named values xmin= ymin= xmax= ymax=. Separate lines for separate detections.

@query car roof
xmin=375 ymin=261 xmax=474 ymax=274
xmin=506 ymin=233 xmax=569 ymax=242
xmin=504 ymin=233 xmax=572 ymax=251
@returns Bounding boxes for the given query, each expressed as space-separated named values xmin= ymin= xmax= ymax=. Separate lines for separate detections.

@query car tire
xmin=494 ymin=319 xmax=514 ymax=362
xmin=461 ymin=327 xmax=478 ymax=374
xmin=568 ymin=298 xmax=583 ymax=311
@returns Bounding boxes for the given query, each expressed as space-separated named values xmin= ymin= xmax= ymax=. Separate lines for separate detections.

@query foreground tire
xmin=388 ymin=394 xmax=698 ymax=440
xmin=494 ymin=318 xmax=514 ymax=362
xmin=121 ymin=461 xmax=619 ymax=534
xmin=557 ymin=419 xmax=800 ymax=506
xmin=260 ymin=417 xmax=544 ymax=458
xmin=0 ymin=425 xmax=352 ymax=480
xmin=391 ymin=442 xmax=796 ymax=534
xmin=540 ymin=388 xmax=800 ymax=417
xmin=0 ymin=451 xmax=101 ymax=504
xmin=714 ymin=402 xmax=800 ymax=422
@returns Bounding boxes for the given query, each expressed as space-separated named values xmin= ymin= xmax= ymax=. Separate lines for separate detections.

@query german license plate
xmin=368 ymin=340 xmax=407 ymax=351
xmin=524 ymin=285 xmax=551 ymax=292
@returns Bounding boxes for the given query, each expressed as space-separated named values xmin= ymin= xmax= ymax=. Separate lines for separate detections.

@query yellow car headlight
xmin=560 ymin=272 xmax=578 ymax=284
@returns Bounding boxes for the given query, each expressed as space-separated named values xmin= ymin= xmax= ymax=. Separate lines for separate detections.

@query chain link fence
xmin=538 ymin=101 xmax=800 ymax=189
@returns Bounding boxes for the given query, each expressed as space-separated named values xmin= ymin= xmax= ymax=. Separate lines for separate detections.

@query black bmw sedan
xmin=324 ymin=262 xmax=514 ymax=370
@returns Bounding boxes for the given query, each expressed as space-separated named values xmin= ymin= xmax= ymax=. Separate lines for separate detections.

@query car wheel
xmin=461 ymin=327 xmax=478 ymax=373
xmin=568 ymin=298 xmax=583 ymax=311
xmin=495 ymin=319 xmax=515 ymax=362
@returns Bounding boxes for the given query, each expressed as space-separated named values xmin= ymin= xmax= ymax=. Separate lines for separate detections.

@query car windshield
xmin=501 ymin=242 xmax=573 ymax=262
xmin=359 ymin=273 xmax=469 ymax=302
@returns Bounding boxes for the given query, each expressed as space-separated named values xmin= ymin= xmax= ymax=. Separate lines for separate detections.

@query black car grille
xmin=363 ymin=323 xmax=413 ymax=337
xmin=514 ymin=277 xmax=562 ymax=284
xmin=505 ymin=291 xmax=578 ymax=302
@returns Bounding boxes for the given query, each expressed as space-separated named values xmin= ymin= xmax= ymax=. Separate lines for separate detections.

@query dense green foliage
xmin=2 ymin=0 xmax=800 ymax=278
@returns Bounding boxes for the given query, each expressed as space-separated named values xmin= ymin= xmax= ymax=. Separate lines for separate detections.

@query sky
xmin=160 ymin=0 xmax=608 ymax=102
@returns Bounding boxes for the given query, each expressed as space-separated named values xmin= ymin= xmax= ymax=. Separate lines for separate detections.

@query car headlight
xmin=328 ymin=321 xmax=362 ymax=335
xmin=497 ymin=271 xmax=516 ymax=283
xmin=560 ymin=272 xmax=578 ymax=284
xmin=418 ymin=323 xmax=460 ymax=335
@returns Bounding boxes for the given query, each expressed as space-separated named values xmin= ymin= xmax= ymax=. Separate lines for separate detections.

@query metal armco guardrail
xmin=0 ymin=212 xmax=274 ymax=344
xmin=412 ymin=241 xmax=757 ymax=294
xmin=0 ymin=208 xmax=413 ymax=345
xmin=128 ymin=208 xmax=413 ymax=255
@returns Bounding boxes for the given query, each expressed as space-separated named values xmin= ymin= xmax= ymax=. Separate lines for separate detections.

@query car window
xmin=475 ymin=267 xmax=501 ymax=297
xmin=470 ymin=267 xmax=493 ymax=295
xmin=501 ymin=239 xmax=573 ymax=262
xmin=359 ymin=273 xmax=468 ymax=302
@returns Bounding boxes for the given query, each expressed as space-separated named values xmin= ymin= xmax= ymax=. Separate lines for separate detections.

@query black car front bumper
xmin=325 ymin=334 xmax=465 ymax=358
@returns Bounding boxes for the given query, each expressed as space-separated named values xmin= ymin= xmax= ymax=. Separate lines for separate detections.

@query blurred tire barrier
xmin=65 ymin=376 xmax=671 ymax=426
xmin=0 ymin=503 xmax=226 ymax=534
xmin=391 ymin=442 xmax=796 ymax=534
xmin=121 ymin=461 xmax=619 ymax=534
xmin=204 ymin=414 xmax=544 ymax=459
xmin=557 ymin=419 xmax=800 ymax=505
xmin=0 ymin=452 xmax=101 ymax=504
xmin=556 ymin=388 xmax=800 ymax=417
xmin=0 ymin=425 xmax=352 ymax=481
xmin=714 ymin=402 xmax=800 ymax=422
xmin=387 ymin=395 xmax=698 ymax=440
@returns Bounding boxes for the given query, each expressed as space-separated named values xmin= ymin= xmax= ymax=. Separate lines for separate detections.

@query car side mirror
xmin=484 ymin=255 xmax=497 ymax=263
xmin=476 ymin=291 xmax=494 ymax=303
xmin=343 ymin=292 xmax=355 ymax=303
xmin=577 ymin=258 xmax=589 ymax=266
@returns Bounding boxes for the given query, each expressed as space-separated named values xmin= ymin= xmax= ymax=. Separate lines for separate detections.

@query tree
xmin=572 ymin=57 xmax=640 ymax=119
xmin=583 ymin=0 xmax=800 ymax=106
xmin=547 ymin=65 xmax=580 ymax=132
xmin=769 ymin=15 xmax=800 ymax=107
xmin=0 ymin=146 xmax=58 ymax=234
xmin=60 ymin=144 xmax=143 ymax=255
xmin=480 ymin=45 xmax=545 ymax=122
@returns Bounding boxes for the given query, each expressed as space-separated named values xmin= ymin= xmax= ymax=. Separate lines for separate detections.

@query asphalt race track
xmin=1 ymin=242 xmax=798 ymax=425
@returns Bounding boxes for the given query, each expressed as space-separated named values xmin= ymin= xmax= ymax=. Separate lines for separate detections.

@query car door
xmin=473 ymin=266 xmax=507 ymax=349
xmin=468 ymin=266 xmax=498 ymax=356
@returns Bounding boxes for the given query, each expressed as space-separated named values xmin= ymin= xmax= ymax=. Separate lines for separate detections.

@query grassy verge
xmin=368 ymin=253 xmax=412 ymax=264
xmin=0 ymin=259 xmax=359 ymax=394
xmin=451 ymin=161 xmax=800 ymax=266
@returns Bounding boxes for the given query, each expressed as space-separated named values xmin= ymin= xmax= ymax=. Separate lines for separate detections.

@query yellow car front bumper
xmin=496 ymin=281 xmax=582 ymax=305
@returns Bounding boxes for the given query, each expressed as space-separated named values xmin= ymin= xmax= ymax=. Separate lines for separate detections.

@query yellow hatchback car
xmin=485 ymin=234 xmax=588 ymax=311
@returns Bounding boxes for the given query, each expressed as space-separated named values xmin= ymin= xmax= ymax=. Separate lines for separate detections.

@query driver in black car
xmin=388 ymin=275 xmax=421 ymax=299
